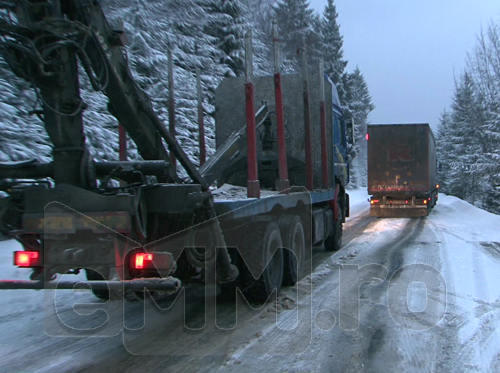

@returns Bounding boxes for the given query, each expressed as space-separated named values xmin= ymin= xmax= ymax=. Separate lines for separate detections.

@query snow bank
xmin=432 ymin=193 xmax=500 ymax=242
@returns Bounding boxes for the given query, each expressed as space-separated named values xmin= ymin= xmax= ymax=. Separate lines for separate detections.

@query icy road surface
xmin=1 ymin=190 xmax=500 ymax=372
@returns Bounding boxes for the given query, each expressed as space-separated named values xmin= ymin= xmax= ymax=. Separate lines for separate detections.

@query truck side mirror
xmin=346 ymin=120 xmax=355 ymax=145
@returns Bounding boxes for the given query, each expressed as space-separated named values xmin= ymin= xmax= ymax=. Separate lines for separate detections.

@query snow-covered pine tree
xmin=465 ymin=23 xmax=500 ymax=213
xmin=201 ymin=0 xmax=246 ymax=77
xmin=274 ymin=0 xmax=322 ymax=71
xmin=0 ymin=58 xmax=52 ymax=162
xmin=240 ymin=0 xmax=275 ymax=74
xmin=480 ymin=103 xmax=500 ymax=213
xmin=445 ymin=73 xmax=485 ymax=203
xmin=345 ymin=67 xmax=374 ymax=134
xmin=321 ymin=0 xmax=347 ymax=102
xmin=103 ymin=0 xmax=246 ymax=166
xmin=436 ymin=110 xmax=454 ymax=193
xmin=0 ymin=5 xmax=54 ymax=162
xmin=344 ymin=67 xmax=374 ymax=188
xmin=437 ymin=20 xmax=500 ymax=214
xmin=103 ymin=0 xmax=203 ymax=164
xmin=0 ymin=0 xmax=249 ymax=169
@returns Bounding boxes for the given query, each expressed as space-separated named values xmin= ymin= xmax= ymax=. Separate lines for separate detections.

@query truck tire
xmin=280 ymin=216 xmax=305 ymax=286
xmin=324 ymin=210 xmax=343 ymax=252
xmin=241 ymin=222 xmax=284 ymax=303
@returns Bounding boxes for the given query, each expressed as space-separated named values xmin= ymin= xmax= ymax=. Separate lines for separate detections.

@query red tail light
xmin=423 ymin=199 xmax=428 ymax=205
xmin=14 ymin=251 xmax=41 ymax=267
xmin=370 ymin=199 xmax=380 ymax=205
xmin=134 ymin=253 xmax=153 ymax=269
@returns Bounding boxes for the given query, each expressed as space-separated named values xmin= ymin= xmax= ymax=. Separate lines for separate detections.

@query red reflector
xmin=405 ymin=200 xmax=409 ymax=204
xmin=14 ymin=251 xmax=40 ymax=267
xmin=134 ymin=253 xmax=153 ymax=269
xmin=366 ymin=133 xmax=369 ymax=141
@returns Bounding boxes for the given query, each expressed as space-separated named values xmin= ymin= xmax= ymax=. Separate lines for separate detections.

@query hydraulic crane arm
xmin=200 ymin=104 xmax=269 ymax=186
xmin=0 ymin=0 xmax=206 ymax=188
xmin=73 ymin=0 xmax=170 ymax=163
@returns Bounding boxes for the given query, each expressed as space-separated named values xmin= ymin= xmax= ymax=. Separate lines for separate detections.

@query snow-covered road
xmin=1 ymin=190 xmax=499 ymax=372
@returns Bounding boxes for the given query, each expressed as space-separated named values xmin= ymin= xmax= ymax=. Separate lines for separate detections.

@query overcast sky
xmin=309 ymin=0 xmax=500 ymax=131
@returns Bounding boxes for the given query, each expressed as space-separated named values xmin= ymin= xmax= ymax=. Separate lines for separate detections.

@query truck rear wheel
xmin=241 ymin=222 xmax=284 ymax=303
xmin=324 ymin=210 xmax=343 ymax=252
xmin=280 ymin=216 xmax=305 ymax=286
xmin=85 ymin=268 xmax=121 ymax=300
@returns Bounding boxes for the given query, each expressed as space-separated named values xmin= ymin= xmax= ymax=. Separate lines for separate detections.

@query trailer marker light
xmin=134 ymin=253 xmax=153 ymax=269
xmin=366 ymin=133 xmax=369 ymax=141
xmin=14 ymin=251 xmax=40 ymax=267
xmin=405 ymin=200 xmax=409 ymax=204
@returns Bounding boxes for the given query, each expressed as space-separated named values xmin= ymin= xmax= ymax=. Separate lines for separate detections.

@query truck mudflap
xmin=0 ymin=277 xmax=181 ymax=293
xmin=370 ymin=205 xmax=428 ymax=218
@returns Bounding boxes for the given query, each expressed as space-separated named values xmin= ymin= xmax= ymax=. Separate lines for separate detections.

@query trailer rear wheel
xmin=241 ymin=222 xmax=284 ymax=302
xmin=324 ymin=210 xmax=343 ymax=252
xmin=280 ymin=216 xmax=305 ymax=286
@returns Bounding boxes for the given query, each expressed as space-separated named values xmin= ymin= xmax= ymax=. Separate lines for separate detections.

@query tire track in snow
xmin=449 ymin=245 xmax=500 ymax=373
xmin=360 ymin=217 xmax=443 ymax=372
xmin=307 ymin=210 xmax=376 ymax=274
xmin=430 ymin=217 xmax=500 ymax=372
xmin=382 ymin=220 xmax=445 ymax=372
xmin=450 ymin=302 xmax=500 ymax=372
xmin=478 ymin=241 xmax=500 ymax=263
xmin=308 ymin=217 xmax=434 ymax=372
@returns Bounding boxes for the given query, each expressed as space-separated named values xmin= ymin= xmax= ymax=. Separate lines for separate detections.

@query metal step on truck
xmin=0 ymin=0 xmax=351 ymax=303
